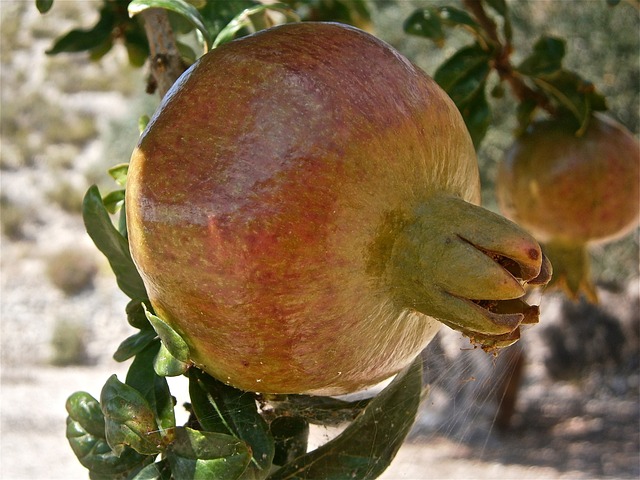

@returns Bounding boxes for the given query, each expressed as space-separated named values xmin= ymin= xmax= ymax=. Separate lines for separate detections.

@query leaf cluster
xmin=404 ymin=0 xmax=611 ymax=146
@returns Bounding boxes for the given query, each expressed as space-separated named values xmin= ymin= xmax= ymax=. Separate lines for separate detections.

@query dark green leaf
xmin=126 ymin=342 xmax=176 ymax=433
xmin=36 ymin=0 xmax=54 ymax=14
xmin=103 ymin=189 xmax=125 ymax=214
xmin=403 ymin=8 xmax=445 ymax=45
xmin=460 ymin=86 xmax=492 ymax=148
xmin=108 ymin=164 xmax=129 ymax=187
xmin=607 ymin=0 xmax=622 ymax=5
xmin=143 ymin=305 xmax=190 ymax=363
xmin=268 ymin=356 xmax=424 ymax=480
xmin=113 ymin=330 xmax=158 ymax=362
xmin=531 ymin=69 xmax=607 ymax=132
xmin=131 ymin=460 xmax=171 ymax=480
xmin=127 ymin=299 xmax=152 ymax=329
xmin=101 ymin=375 xmax=164 ymax=456
xmin=66 ymin=391 xmax=106 ymax=438
xmin=65 ymin=392 xmax=153 ymax=476
xmin=435 ymin=44 xmax=492 ymax=106
xmin=197 ymin=0 xmax=256 ymax=42
xmin=270 ymin=417 xmax=309 ymax=466
xmin=83 ymin=185 xmax=147 ymax=300
xmin=167 ymin=427 xmax=252 ymax=480
xmin=46 ymin=6 xmax=115 ymax=55
xmin=438 ymin=6 xmax=480 ymax=30
xmin=517 ymin=36 xmax=566 ymax=77
xmin=154 ymin=342 xmax=190 ymax=377
xmin=189 ymin=369 xmax=275 ymax=475
xmin=128 ymin=0 xmax=212 ymax=49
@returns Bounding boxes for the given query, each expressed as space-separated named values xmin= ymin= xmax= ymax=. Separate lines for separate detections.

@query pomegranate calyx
xmin=388 ymin=194 xmax=551 ymax=350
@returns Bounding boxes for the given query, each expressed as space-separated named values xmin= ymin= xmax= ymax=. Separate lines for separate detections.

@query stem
xmin=462 ymin=0 xmax=556 ymax=115
xmin=140 ymin=8 xmax=186 ymax=99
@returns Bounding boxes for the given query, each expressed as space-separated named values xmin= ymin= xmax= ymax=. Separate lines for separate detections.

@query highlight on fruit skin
xmin=497 ymin=113 xmax=639 ymax=303
xmin=126 ymin=22 xmax=551 ymax=395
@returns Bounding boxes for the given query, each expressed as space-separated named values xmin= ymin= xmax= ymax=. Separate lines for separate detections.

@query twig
xmin=140 ymin=8 xmax=186 ymax=99
xmin=463 ymin=0 xmax=556 ymax=115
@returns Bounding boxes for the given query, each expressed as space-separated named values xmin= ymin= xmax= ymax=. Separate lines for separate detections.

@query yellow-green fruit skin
xmin=127 ymin=23 xmax=480 ymax=395
xmin=497 ymin=114 xmax=640 ymax=245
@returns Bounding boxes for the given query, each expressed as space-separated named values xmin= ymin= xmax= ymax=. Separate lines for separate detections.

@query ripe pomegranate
xmin=126 ymin=22 xmax=550 ymax=395
xmin=497 ymin=113 xmax=639 ymax=302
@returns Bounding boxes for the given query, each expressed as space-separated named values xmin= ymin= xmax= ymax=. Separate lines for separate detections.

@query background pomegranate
xmin=126 ymin=22 xmax=549 ymax=395
xmin=496 ymin=113 xmax=639 ymax=302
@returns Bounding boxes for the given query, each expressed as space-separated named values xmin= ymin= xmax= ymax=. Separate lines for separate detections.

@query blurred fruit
xmin=127 ymin=22 xmax=549 ymax=395
xmin=497 ymin=113 xmax=639 ymax=301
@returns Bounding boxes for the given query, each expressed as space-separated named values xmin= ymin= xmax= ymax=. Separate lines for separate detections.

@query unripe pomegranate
xmin=126 ymin=22 xmax=550 ymax=395
xmin=497 ymin=114 xmax=639 ymax=302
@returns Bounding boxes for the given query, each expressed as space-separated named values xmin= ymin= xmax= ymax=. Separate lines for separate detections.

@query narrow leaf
xmin=128 ymin=0 xmax=212 ymax=49
xmin=143 ymin=305 xmax=190 ymax=363
xmin=269 ymin=356 xmax=424 ymax=480
xmin=82 ymin=185 xmax=147 ymax=300
xmin=66 ymin=392 xmax=106 ymax=439
xmin=189 ymin=369 xmax=275 ymax=475
xmin=132 ymin=460 xmax=171 ymax=480
xmin=517 ymin=36 xmax=566 ymax=77
xmin=108 ymin=163 xmax=129 ymax=187
xmin=101 ymin=375 xmax=164 ymax=456
xmin=102 ymin=189 xmax=125 ymax=214
xmin=459 ymin=86 xmax=492 ymax=148
xmin=485 ymin=0 xmax=508 ymax=16
xmin=113 ymin=329 xmax=158 ymax=363
xmin=270 ymin=416 xmax=309 ymax=467
xmin=403 ymin=8 xmax=445 ymax=45
xmin=434 ymin=44 xmax=492 ymax=94
xmin=127 ymin=299 xmax=152 ymax=329
xmin=167 ymin=427 xmax=252 ymax=480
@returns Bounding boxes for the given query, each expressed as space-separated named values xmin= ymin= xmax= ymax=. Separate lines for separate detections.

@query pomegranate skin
xmin=497 ymin=114 xmax=640 ymax=245
xmin=127 ymin=22 xmax=548 ymax=395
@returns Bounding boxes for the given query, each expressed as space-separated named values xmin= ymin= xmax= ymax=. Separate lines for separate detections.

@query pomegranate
xmin=497 ymin=113 xmax=639 ymax=302
xmin=126 ymin=22 xmax=550 ymax=395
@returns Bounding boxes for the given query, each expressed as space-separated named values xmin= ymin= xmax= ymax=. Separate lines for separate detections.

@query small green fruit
xmin=127 ymin=23 xmax=549 ymax=395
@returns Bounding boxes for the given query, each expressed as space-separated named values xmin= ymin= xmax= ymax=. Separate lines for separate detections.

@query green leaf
xmin=126 ymin=342 xmax=177 ymax=434
xmin=65 ymin=392 xmax=152 ymax=476
xmin=438 ymin=6 xmax=480 ymax=30
xmin=403 ymin=8 xmax=445 ymax=45
xmin=66 ymin=392 xmax=106 ymax=438
xmin=83 ymin=185 xmax=147 ymax=300
xmin=212 ymin=4 xmax=299 ymax=48
xmin=127 ymin=299 xmax=152 ymax=329
xmin=108 ymin=163 xmax=129 ymax=187
xmin=270 ymin=416 xmax=309 ymax=466
xmin=102 ymin=189 xmax=125 ymax=214
xmin=154 ymin=342 xmax=190 ymax=376
xmin=517 ymin=36 xmax=566 ymax=77
xmin=143 ymin=305 xmax=190 ymax=363
xmin=113 ymin=329 xmax=158 ymax=362
xmin=434 ymin=44 xmax=492 ymax=106
xmin=459 ymin=86 xmax=492 ymax=148
xmin=36 ymin=0 xmax=54 ymax=14
xmin=101 ymin=375 xmax=165 ymax=456
xmin=46 ymin=5 xmax=115 ymax=55
xmin=189 ymin=369 xmax=275 ymax=475
xmin=484 ymin=0 xmax=508 ymax=16
xmin=132 ymin=460 xmax=171 ymax=480
xmin=515 ymin=98 xmax=538 ymax=134
xmin=128 ymin=0 xmax=212 ymax=49
xmin=269 ymin=356 xmax=424 ymax=480
xmin=167 ymin=427 xmax=252 ymax=480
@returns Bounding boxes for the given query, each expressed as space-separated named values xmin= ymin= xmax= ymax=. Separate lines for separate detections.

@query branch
xmin=463 ymin=0 xmax=555 ymax=115
xmin=140 ymin=8 xmax=186 ymax=99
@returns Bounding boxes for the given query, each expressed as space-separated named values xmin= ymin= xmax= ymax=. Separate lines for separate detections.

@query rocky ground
xmin=1 ymin=2 xmax=639 ymax=479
